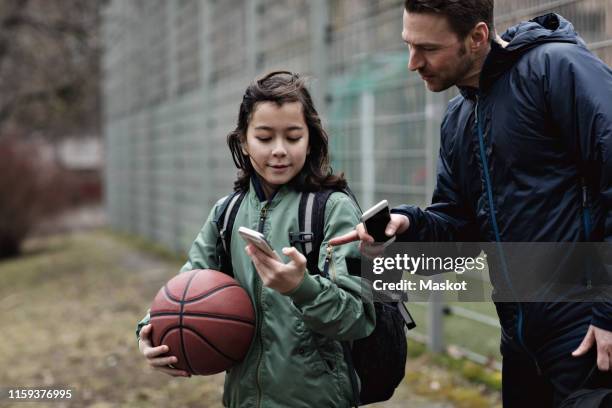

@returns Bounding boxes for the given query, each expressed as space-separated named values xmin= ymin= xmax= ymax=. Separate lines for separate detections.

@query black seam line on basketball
xmin=149 ymin=311 xmax=255 ymax=326
xmin=180 ymin=271 xmax=198 ymax=375
xmin=181 ymin=324 xmax=239 ymax=363
xmin=162 ymin=283 xmax=239 ymax=304
xmin=163 ymin=285 xmax=182 ymax=303
xmin=158 ymin=327 xmax=174 ymax=352
xmin=180 ymin=283 xmax=241 ymax=304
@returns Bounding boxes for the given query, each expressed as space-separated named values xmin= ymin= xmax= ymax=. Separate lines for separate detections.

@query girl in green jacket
xmin=138 ymin=71 xmax=375 ymax=408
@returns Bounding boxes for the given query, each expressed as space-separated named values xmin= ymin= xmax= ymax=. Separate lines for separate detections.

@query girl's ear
xmin=241 ymin=140 xmax=249 ymax=156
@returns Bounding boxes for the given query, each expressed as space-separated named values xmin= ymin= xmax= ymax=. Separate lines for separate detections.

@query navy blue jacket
xmin=393 ymin=14 xmax=612 ymax=331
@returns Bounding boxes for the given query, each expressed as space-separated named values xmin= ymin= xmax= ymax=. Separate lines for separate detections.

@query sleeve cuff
xmin=592 ymin=303 xmax=612 ymax=331
xmin=285 ymin=273 xmax=321 ymax=306
xmin=391 ymin=206 xmax=419 ymax=241
xmin=136 ymin=311 xmax=151 ymax=341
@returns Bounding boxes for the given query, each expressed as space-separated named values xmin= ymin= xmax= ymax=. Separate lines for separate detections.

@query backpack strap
xmin=213 ymin=190 xmax=246 ymax=277
xmin=291 ymin=187 xmax=362 ymax=275
xmin=290 ymin=190 xmax=336 ymax=275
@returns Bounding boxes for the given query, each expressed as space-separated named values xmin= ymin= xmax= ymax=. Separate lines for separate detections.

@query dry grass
xmin=0 ymin=230 xmax=501 ymax=407
xmin=0 ymin=231 xmax=224 ymax=408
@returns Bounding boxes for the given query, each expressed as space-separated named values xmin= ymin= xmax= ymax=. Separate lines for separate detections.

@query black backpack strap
xmin=299 ymin=190 xmax=335 ymax=275
xmin=213 ymin=190 xmax=246 ymax=277
xmin=292 ymin=192 xmax=316 ymax=257
xmin=291 ymin=188 xmax=361 ymax=276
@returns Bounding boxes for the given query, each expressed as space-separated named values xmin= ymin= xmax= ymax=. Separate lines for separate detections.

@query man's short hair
xmin=404 ymin=0 xmax=495 ymax=41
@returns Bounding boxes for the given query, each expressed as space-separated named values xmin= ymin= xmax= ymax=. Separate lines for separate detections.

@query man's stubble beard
xmin=429 ymin=43 xmax=475 ymax=92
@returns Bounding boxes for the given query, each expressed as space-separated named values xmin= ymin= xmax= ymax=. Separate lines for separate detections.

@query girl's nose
xmin=272 ymin=141 xmax=287 ymax=156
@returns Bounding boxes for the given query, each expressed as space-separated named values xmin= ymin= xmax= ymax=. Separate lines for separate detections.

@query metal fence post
xmin=425 ymin=89 xmax=444 ymax=353
xmin=310 ymin=0 xmax=329 ymax=117
xmin=360 ymin=90 xmax=375 ymax=209
xmin=246 ymin=0 xmax=258 ymax=77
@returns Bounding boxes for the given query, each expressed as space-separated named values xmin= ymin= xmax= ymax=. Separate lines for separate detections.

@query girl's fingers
xmin=148 ymin=355 xmax=178 ymax=367
xmin=282 ymin=247 xmax=306 ymax=268
xmin=247 ymin=248 xmax=272 ymax=281
xmin=139 ymin=324 xmax=152 ymax=343
xmin=143 ymin=344 xmax=169 ymax=359
xmin=154 ymin=366 xmax=191 ymax=377
xmin=247 ymin=245 xmax=279 ymax=269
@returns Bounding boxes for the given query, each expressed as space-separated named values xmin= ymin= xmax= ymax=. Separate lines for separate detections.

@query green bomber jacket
xmin=137 ymin=181 xmax=375 ymax=408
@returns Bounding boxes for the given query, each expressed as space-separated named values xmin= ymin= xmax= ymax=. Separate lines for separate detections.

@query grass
xmin=0 ymin=231 xmax=224 ymax=408
xmin=408 ymin=302 xmax=502 ymax=362
xmin=0 ymin=230 xmax=501 ymax=407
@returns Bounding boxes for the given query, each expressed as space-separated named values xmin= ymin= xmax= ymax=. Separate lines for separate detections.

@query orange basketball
xmin=149 ymin=269 xmax=255 ymax=375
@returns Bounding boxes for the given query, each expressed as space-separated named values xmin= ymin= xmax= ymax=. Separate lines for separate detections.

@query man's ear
xmin=470 ymin=22 xmax=489 ymax=51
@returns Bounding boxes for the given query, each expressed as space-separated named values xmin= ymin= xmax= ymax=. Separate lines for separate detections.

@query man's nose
xmin=408 ymin=49 xmax=424 ymax=71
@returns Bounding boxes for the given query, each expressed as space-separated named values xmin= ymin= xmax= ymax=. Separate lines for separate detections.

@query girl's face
xmin=242 ymin=101 xmax=310 ymax=197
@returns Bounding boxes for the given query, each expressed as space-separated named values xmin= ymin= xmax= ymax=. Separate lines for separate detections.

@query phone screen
xmin=364 ymin=207 xmax=392 ymax=243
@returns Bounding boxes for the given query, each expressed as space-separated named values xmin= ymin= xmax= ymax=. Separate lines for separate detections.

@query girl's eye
xmin=287 ymin=136 xmax=302 ymax=142
xmin=255 ymin=136 xmax=272 ymax=142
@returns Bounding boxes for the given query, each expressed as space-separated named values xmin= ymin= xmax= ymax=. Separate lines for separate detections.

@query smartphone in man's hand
xmin=361 ymin=200 xmax=396 ymax=247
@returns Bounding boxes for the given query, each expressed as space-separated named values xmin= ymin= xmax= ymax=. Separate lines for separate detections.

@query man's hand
xmin=138 ymin=324 xmax=191 ymax=377
xmin=328 ymin=214 xmax=410 ymax=258
xmin=245 ymin=244 xmax=306 ymax=294
xmin=572 ymin=324 xmax=612 ymax=371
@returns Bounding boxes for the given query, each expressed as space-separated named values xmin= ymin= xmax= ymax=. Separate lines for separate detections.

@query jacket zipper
xmin=474 ymin=98 xmax=542 ymax=375
xmin=323 ymin=245 xmax=336 ymax=281
xmin=581 ymin=178 xmax=593 ymax=288
xmin=255 ymin=202 xmax=270 ymax=408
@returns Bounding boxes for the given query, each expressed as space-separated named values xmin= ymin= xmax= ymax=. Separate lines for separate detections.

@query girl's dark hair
xmin=227 ymin=70 xmax=346 ymax=192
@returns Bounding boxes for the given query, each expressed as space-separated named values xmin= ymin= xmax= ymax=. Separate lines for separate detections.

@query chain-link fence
xmin=102 ymin=0 xmax=612 ymax=363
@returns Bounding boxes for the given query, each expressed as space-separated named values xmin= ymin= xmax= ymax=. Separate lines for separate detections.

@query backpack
xmin=213 ymin=187 xmax=415 ymax=406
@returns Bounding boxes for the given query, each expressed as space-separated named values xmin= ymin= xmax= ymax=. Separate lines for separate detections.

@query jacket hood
xmin=501 ymin=13 xmax=584 ymax=51
xmin=478 ymin=13 xmax=586 ymax=92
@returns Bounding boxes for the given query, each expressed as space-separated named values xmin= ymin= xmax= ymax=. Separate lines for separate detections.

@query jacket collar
xmin=250 ymin=174 xmax=287 ymax=204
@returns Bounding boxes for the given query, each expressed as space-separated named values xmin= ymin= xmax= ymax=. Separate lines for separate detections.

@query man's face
xmin=402 ymin=10 xmax=475 ymax=92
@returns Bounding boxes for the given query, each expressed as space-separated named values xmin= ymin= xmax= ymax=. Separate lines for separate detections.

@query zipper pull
xmin=258 ymin=205 xmax=269 ymax=232
xmin=322 ymin=244 xmax=337 ymax=282
xmin=581 ymin=177 xmax=589 ymax=208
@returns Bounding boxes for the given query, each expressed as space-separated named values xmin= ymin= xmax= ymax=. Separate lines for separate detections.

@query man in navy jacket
xmin=332 ymin=0 xmax=612 ymax=405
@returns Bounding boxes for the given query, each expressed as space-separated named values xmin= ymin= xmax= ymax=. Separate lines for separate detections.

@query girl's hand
xmin=138 ymin=324 xmax=191 ymax=377
xmin=245 ymin=244 xmax=306 ymax=294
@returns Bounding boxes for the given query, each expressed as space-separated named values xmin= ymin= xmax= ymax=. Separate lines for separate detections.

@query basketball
xmin=149 ymin=269 xmax=255 ymax=375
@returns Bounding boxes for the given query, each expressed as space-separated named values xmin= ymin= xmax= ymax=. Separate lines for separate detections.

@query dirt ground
xmin=0 ymin=224 xmax=501 ymax=407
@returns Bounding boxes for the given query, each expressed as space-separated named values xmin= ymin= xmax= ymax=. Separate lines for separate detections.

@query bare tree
xmin=0 ymin=0 xmax=105 ymax=139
